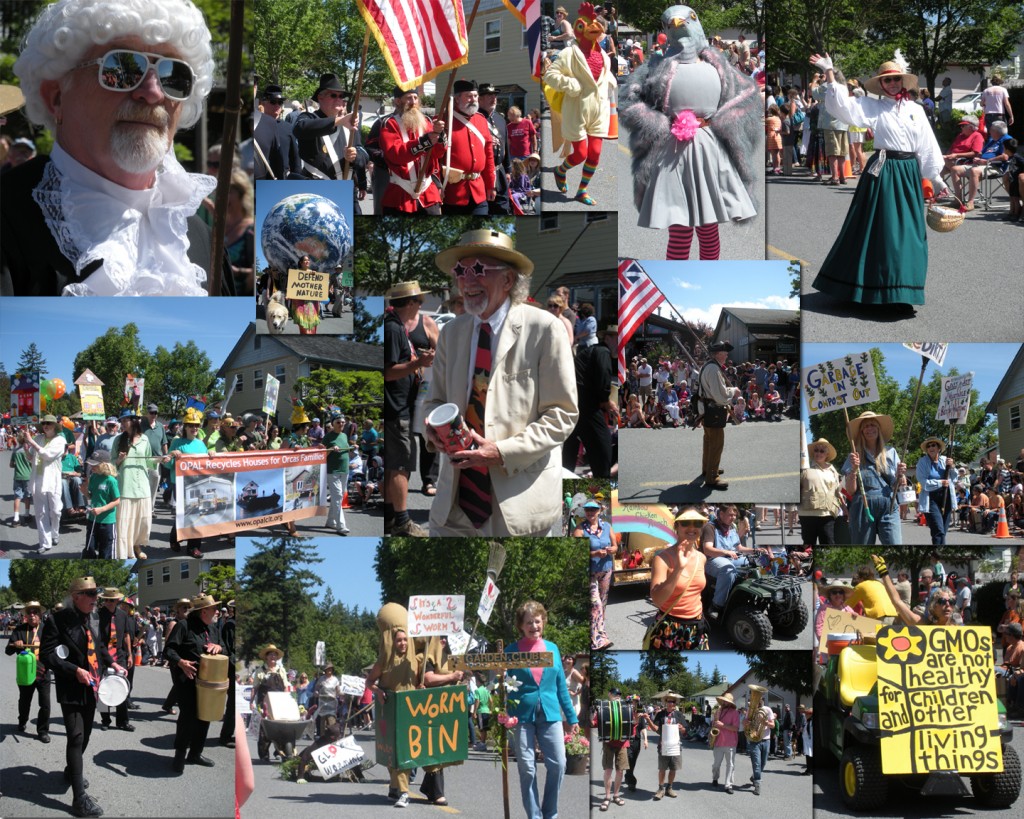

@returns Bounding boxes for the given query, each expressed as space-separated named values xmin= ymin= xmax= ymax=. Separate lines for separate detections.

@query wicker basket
xmin=926 ymin=195 xmax=966 ymax=233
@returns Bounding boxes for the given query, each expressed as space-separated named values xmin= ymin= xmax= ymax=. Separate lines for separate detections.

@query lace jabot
xmin=32 ymin=143 xmax=216 ymax=296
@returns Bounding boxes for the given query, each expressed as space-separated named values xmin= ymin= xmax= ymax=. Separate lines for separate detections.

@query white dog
xmin=266 ymin=292 xmax=289 ymax=334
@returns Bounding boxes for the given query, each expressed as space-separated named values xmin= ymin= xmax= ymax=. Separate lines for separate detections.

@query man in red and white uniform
xmin=440 ymin=80 xmax=495 ymax=215
xmin=380 ymin=86 xmax=446 ymax=215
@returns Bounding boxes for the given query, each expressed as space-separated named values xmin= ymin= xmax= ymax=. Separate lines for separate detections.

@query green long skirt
xmin=812 ymin=154 xmax=928 ymax=305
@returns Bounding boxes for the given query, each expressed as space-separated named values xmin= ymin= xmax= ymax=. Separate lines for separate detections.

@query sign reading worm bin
xmin=375 ymin=685 xmax=469 ymax=769
xmin=876 ymin=625 xmax=1003 ymax=775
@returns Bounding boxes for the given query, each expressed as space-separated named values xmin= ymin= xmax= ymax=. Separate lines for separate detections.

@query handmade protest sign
xmin=286 ymin=268 xmax=330 ymax=301
xmin=902 ymin=342 xmax=948 ymax=368
xmin=340 ymin=675 xmax=366 ymax=697
xmin=936 ymin=373 xmax=973 ymax=424
xmin=408 ymin=595 xmax=465 ymax=637
xmin=802 ymin=352 xmax=878 ymax=415
xmin=815 ymin=610 xmax=883 ymax=659
xmin=375 ymin=685 xmax=469 ymax=769
xmin=477 ymin=578 xmax=500 ymax=625
xmin=313 ymin=734 xmax=365 ymax=779
xmin=263 ymin=373 xmax=280 ymax=416
xmin=876 ymin=625 xmax=1003 ymax=775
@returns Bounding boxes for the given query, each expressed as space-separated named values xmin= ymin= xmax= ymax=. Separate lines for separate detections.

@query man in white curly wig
xmin=0 ymin=0 xmax=234 ymax=297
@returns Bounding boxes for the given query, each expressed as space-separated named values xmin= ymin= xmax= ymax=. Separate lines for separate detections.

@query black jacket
xmin=164 ymin=612 xmax=224 ymax=686
xmin=6 ymin=621 xmax=47 ymax=681
xmin=41 ymin=607 xmax=115 ymax=705
xmin=98 ymin=606 xmax=133 ymax=666
xmin=253 ymin=111 xmax=301 ymax=180
xmin=1 ymin=156 xmax=236 ymax=296
xmin=293 ymin=110 xmax=368 ymax=181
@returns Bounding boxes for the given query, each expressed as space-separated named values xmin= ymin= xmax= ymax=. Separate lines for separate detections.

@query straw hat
xmin=848 ymin=411 xmax=894 ymax=442
xmin=260 ymin=643 xmax=283 ymax=660
xmin=385 ymin=281 xmax=430 ymax=302
xmin=69 ymin=576 xmax=98 ymax=593
xmin=919 ymin=436 xmax=946 ymax=454
xmin=21 ymin=600 xmax=43 ymax=614
xmin=674 ymin=508 xmax=709 ymax=524
xmin=808 ymin=438 xmax=837 ymax=462
xmin=864 ymin=60 xmax=918 ymax=96
xmin=716 ymin=692 xmax=737 ymax=708
xmin=188 ymin=594 xmax=219 ymax=612
xmin=825 ymin=580 xmax=854 ymax=595
xmin=0 ymin=84 xmax=25 ymax=117
xmin=434 ymin=229 xmax=535 ymax=276
xmin=662 ymin=692 xmax=680 ymax=702
xmin=99 ymin=587 xmax=125 ymax=601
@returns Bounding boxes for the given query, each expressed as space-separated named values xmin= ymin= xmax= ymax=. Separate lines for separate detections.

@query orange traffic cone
xmin=992 ymin=506 xmax=1013 ymax=539
xmin=135 ymin=645 xmax=142 ymax=666
xmin=342 ymin=491 xmax=350 ymax=509
xmin=843 ymin=157 xmax=853 ymax=179
xmin=607 ymin=97 xmax=618 ymax=140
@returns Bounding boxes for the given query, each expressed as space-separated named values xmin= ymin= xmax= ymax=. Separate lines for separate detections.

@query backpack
xmin=791 ymin=108 xmax=806 ymax=126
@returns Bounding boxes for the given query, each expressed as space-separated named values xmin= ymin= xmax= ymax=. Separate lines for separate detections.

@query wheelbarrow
xmin=258 ymin=717 xmax=312 ymax=760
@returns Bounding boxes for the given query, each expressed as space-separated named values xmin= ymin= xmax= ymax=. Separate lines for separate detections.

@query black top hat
xmin=314 ymin=74 xmax=349 ymax=100
xmin=453 ymin=79 xmax=478 ymax=94
xmin=261 ymin=84 xmax=284 ymax=103
xmin=477 ymin=82 xmax=499 ymax=95
xmin=709 ymin=341 xmax=734 ymax=353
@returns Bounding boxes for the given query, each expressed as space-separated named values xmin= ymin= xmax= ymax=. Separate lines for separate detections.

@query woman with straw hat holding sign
xmin=808 ymin=53 xmax=948 ymax=315
xmin=841 ymin=411 xmax=906 ymax=544
xmin=916 ymin=435 xmax=956 ymax=545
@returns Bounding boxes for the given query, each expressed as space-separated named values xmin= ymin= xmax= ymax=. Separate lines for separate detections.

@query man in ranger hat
xmin=423 ymin=229 xmax=577 ymax=536
xmin=380 ymin=86 xmax=447 ymax=214
xmin=6 ymin=600 xmax=51 ymax=744
xmin=440 ymin=79 xmax=496 ymax=215
xmin=697 ymin=341 xmax=739 ymax=490
xmin=292 ymin=73 xmax=366 ymax=181
xmin=41 ymin=576 xmax=124 ymax=818
xmin=710 ymin=691 xmax=740 ymax=793
xmin=97 ymin=588 xmax=134 ymax=731
xmin=384 ymin=280 xmax=434 ymax=536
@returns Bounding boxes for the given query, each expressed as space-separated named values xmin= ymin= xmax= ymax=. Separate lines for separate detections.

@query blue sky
xmin=254 ymin=179 xmax=355 ymax=274
xmin=0 ymin=298 xmax=255 ymax=388
xmin=637 ymin=260 xmax=798 ymax=330
xmin=235 ymin=536 xmax=383 ymax=614
xmin=611 ymin=650 xmax=752 ymax=690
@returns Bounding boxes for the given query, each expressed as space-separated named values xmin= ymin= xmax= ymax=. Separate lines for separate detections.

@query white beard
xmin=463 ymin=292 xmax=489 ymax=316
xmin=110 ymin=102 xmax=172 ymax=174
xmin=457 ymin=102 xmax=479 ymax=117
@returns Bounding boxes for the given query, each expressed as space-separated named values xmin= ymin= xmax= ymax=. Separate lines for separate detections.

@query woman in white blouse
xmin=23 ymin=415 xmax=68 ymax=553
xmin=807 ymin=54 xmax=949 ymax=315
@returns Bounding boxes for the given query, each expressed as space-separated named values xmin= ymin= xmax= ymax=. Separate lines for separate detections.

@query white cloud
xmin=671 ymin=277 xmax=701 ymax=290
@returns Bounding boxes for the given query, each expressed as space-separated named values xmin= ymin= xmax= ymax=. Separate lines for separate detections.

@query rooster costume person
xmin=543 ymin=3 xmax=614 ymax=206
xmin=620 ymin=6 xmax=760 ymax=260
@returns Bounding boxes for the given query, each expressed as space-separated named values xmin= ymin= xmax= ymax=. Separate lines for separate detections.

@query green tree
xmin=352 ymin=299 xmax=383 ymax=345
xmin=146 ymin=342 xmax=218 ymax=418
xmin=16 ymin=343 xmax=48 ymax=378
xmin=8 ymin=560 xmax=133 ymax=610
xmin=639 ymin=652 xmax=691 ymax=688
xmin=813 ymin=546 xmax=992 ymax=590
xmin=737 ymin=651 xmax=815 ymax=696
xmin=237 ymin=537 xmax=324 ymax=664
xmin=590 ymin=652 xmax=620 ymax=699
xmin=72 ymin=324 xmax=151 ymax=417
xmin=195 ymin=563 xmax=238 ymax=601
xmin=292 ymin=368 xmax=384 ymax=424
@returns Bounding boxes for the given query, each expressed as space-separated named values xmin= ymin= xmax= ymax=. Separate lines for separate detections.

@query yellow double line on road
xmin=639 ymin=470 xmax=799 ymax=488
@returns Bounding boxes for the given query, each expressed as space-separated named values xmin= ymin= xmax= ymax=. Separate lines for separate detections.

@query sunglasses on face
xmin=74 ymin=49 xmax=195 ymax=101
xmin=812 ymin=447 xmax=828 ymax=453
xmin=936 ymin=598 xmax=954 ymax=607
xmin=547 ymin=303 xmax=560 ymax=309
xmin=453 ymin=260 xmax=507 ymax=279
xmin=75 ymin=589 xmax=100 ymax=598
xmin=927 ymin=443 xmax=940 ymax=448
xmin=676 ymin=521 xmax=702 ymax=529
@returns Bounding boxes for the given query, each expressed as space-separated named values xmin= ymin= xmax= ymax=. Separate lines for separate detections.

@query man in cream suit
xmin=423 ymin=229 xmax=577 ymax=536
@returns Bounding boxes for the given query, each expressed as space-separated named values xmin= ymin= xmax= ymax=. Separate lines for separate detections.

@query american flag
xmin=502 ymin=0 xmax=527 ymax=23
xmin=358 ymin=0 xmax=469 ymax=91
xmin=618 ymin=259 xmax=665 ymax=382
xmin=525 ymin=0 xmax=542 ymax=79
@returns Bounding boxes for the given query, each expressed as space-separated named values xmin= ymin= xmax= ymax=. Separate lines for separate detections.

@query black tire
xmin=770 ymin=601 xmax=810 ymax=636
xmin=839 ymin=745 xmax=888 ymax=811
xmin=725 ymin=606 xmax=773 ymax=651
xmin=971 ymin=744 xmax=1022 ymax=808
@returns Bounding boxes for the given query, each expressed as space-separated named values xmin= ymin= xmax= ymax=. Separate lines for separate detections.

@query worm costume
xmin=620 ymin=6 xmax=761 ymax=259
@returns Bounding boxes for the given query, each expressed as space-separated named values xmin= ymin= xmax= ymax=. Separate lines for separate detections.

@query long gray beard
xmin=401 ymin=107 xmax=428 ymax=133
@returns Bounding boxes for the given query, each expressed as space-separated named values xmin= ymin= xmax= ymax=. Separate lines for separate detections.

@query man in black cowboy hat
xmin=253 ymin=83 xmax=301 ymax=181
xmin=41 ymin=576 xmax=124 ymax=818
xmin=477 ymin=82 xmax=511 ymax=215
xmin=697 ymin=341 xmax=739 ymax=490
xmin=293 ymin=73 xmax=367 ymax=182
xmin=440 ymin=79 xmax=495 ymax=215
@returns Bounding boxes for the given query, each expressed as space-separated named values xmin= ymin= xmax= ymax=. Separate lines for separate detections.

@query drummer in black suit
xmin=5 ymin=600 xmax=51 ymax=743
xmin=41 ymin=576 xmax=123 ymax=819
xmin=97 ymin=588 xmax=134 ymax=732
xmin=164 ymin=593 xmax=225 ymax=773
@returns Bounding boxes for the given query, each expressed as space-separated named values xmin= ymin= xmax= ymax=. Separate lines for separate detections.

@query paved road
xmin=767 ymin=169 xmax=1024 ymax=342
xmin=615 ymin=125 xmax=767 ymax=262
xmin=589 ymin=720 xmax=812 ymax=816
xmin=603 ymin=575 xmax=816 ymax=652
xmin=254 ymin=313 xmax=354 ymax=336
xmin=856 ymin=517 xmax=1023 ymax=546
xmin=0 ymin=648 xmax=233 ymax=818
xmin=0 ymin=463 xmax=383 ymax=557
xmin=541 ymin=111 xmax=618 ymax=213
xmin=618 ymin=420 xmax=802 ymax=505
xmin=812 ymin=710 xmax=1024 ymax=818
xmin=241 ymin=719 xmax=589 ymax=818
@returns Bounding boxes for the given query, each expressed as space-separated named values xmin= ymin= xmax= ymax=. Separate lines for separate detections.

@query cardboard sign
xmin=266 ymin=691 xmax=300 ymax=720
xmin=79 ymin=384 xmax=105 ymax=421
xmin=902 ymin=342 xmax=948 ymax=368
xmin=286 ymin=268 xmax=330 ymax=301
xmin=340 ymin=270 xmax=353 ymax=287
xmin=340 ymin=675 xmax=366 ymax=697
xmin=408 ymin=595 xmax=465 ymax=637
xmin=936 ymin=372 xmax=973 ymax=424
xmin=454 ymin=651 xmax=554 ymax=671
xmin=375 ymin=685 xmax=469 ymax=770
xmin=477 ymin=579 xmax=500 ymax=625
xmin=174 ymin=448 xmax=327 ymax=539
xmin=876 ymin=625 xmax=1003 ymax=775
xmin=446 ymin=630 xmax=472 ymax=656
xmin=802 ymin=352 xmax=878 ymax=415
xmin=263 ymin=373 xmax=280 ymax=416
xmin=237 ymin=685 xmax=252 ymax=714
xmin=815 ymin=609 xmax=883 ymax=659
xmin=313 ymin=734 xmax=365 ymax=779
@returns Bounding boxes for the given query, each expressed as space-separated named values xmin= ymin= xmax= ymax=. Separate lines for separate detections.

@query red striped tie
xmin=85 ymin=626 xmax=101 ymax=693
xmin=458 ymin=323 xmax=493 ymax=528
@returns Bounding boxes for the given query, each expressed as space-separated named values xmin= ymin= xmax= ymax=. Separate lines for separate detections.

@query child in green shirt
xmin=84 ymin=451 xmax=120 ymax=559
xmin=8 ymin=439 xmax=33 ymax=526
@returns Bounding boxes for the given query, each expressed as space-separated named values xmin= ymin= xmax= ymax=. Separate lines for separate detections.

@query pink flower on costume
xmin=671 ymin=110 xmax=701 ymax=142
xmin=506 ymin=716 xmax=518 ymax=727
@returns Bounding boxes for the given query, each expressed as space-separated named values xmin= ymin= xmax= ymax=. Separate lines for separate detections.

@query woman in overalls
xmin=841 ymin=411 xmax=906 ymax=544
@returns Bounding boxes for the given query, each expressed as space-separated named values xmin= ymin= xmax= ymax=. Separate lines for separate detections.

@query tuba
xmin=708 ymin=705 xmax=720 ymax=749
xmin=744 ymin=685 xmax=768 ymax=742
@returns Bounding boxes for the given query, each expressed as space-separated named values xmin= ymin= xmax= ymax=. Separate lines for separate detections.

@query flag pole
xmin=901 ymin=355 xmax=929 ymax=456
xmin=341 ymin=28 xmax=372 ymax=181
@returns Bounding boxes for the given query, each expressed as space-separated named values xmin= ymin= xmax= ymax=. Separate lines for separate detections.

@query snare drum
xmin=97 ymin=673 xmax=130 ymax=708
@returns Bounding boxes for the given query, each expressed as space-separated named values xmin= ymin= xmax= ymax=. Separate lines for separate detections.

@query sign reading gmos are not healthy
xmin=876 ymin=624 xmax=1003 ymax=775
xmin=802 ymin=352 xmax=878 ymax=415
xmin=174 ymin=449 xmax=327 ymax=538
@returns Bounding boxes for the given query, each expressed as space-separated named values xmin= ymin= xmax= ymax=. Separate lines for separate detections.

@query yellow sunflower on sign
xmin=876 ymin=624 xmax=925 ymax=664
